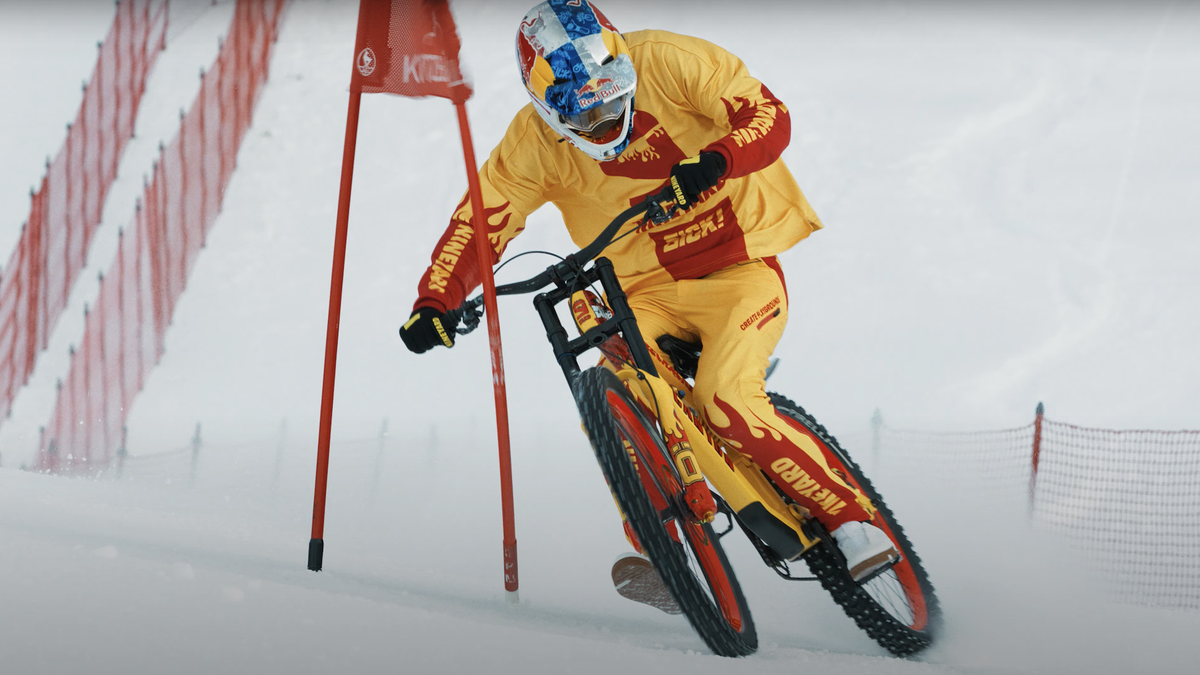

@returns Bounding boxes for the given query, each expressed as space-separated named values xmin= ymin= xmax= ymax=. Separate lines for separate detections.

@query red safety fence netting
xmin=0 ymin=0 xmax=168 ymax=428
xmin=32 ymin=0 xmax=289 ymax=474
xmin=873 ymin=414 xmax=1200 ymax=609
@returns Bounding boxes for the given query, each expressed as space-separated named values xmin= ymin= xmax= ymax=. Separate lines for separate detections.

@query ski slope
xmin=3 ymin=1 xmax=1200 ymax=673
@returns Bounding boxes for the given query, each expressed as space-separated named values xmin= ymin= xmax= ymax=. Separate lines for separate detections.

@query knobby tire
xmin=770 ymin=393 xmax=941 ymax=657
xmin=576 ymin=367 xmax=757 ymax=657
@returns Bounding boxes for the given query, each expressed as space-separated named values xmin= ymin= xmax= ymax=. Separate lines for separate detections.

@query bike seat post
xmin=595 ymin=258 xmax=658 ymax=378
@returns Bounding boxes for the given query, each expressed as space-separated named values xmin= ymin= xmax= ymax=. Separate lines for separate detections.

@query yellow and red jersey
xmin=414 ymin=29 xmax=823 ymax=314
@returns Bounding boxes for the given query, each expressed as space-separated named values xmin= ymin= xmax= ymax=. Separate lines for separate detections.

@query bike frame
xmin=527 ymin=256 xmax=822 ymax=560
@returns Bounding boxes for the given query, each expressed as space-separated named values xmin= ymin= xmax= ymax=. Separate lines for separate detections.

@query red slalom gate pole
xmin=308 ymin=75 xmax=364 ymax=573
xmin=454 ymin=99 xmax=519 ymax=601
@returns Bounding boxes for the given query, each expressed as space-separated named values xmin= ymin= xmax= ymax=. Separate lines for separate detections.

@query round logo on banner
xmin=357 ymin=48 xmax=377 ymax=77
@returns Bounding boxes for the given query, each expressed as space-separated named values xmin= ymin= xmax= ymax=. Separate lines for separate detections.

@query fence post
xmin=80 ymin=79 xmax=90 ymax=273
xmin=370 ymin=418 xmax=388 ymax=506
xmin=198 ymin=67 xmax=209 ymax=243
xmin=55 ymin=377 xmax=66 ymax=472
xmin=96 ymin=40 xmax=105 ymax=207
xmin=190 ymin=422 xmax=201 ymax=487
xmin=178 ymin=107 xmax=189 ymax=287
xmin=113 ymin=3 xmax=123 ymax=173
xmin=82 ymin=304 xmax=92 ymax=470
xmin=871 ymin=408 xmax=883 ymax=471
xmin=116 ymin=426 xmax=128 ymax=479
xmin=98 ymin=271 xmax=111 ymax=468
xmin=273 ymin=418 xmax=287 ymax=493
xmin=1029 ymin=402 xmax=1045 ymax=513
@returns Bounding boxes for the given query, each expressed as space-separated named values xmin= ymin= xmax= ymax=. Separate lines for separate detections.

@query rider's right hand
xmin=399 ymin=307 xmax=458 ymax=353
xmin=669 ymin=152 xmax=726 ymax=209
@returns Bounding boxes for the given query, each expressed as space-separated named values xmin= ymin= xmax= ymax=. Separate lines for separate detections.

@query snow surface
xmin=2 ymin=1 xmax=1200 ymax=673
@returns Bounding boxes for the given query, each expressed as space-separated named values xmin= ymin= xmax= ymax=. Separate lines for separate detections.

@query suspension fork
xmin=534 ymin=256 xmax=658 ymax=386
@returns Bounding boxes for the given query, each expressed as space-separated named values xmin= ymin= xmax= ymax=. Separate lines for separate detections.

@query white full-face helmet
xmin=515 ymin=1 xmax=636 ymax=161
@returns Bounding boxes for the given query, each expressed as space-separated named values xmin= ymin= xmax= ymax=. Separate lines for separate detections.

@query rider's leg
xmin=680 ymin=259 xmax=875 ymax=531
xmin=624 ymin=278 xmax=849 ymax=540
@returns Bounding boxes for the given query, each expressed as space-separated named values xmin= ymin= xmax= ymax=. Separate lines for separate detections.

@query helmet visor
xmin=559 ymin=93 xmax=628 ymax=142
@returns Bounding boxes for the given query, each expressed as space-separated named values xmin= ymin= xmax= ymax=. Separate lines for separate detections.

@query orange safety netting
xmin=0 ymin=0 xmax=168 ymax=427
xmin=33 ymin=0 xmax=289 ymax=474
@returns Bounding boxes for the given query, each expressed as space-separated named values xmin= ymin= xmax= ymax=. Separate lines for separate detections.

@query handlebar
xmin=444 ymin=185 xmax=680 ymax=333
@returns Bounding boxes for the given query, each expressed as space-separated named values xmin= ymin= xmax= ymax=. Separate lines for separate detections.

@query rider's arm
xmin=654 ymin=35 xmax=792 ymax=180
xmin=413 ymin=110 xmax=549 ymax=314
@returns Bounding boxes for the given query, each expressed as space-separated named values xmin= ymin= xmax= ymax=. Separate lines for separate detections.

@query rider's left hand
xmin=669 ymin=152 xmax=727 ymax=209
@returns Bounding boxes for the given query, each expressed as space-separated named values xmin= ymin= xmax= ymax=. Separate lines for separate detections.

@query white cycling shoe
xmin=611 ymin=552 xmax=682 ymax=615
xmin=832 ymin=521 xmax=901 ymax=582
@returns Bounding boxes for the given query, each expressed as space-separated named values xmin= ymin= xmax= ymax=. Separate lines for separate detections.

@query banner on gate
xmin=353 ymin=0 xmax=471 ymax=101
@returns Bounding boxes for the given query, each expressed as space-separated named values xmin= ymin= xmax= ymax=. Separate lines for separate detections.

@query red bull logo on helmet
xmin=575 ymin=77 xmax=613 ymax=96
xmin=576 ymin=77 xmax=621 ymax=107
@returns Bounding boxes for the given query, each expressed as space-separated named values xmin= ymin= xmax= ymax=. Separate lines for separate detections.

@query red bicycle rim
xmin=607 ymin=390 xmax=744 ymax=631
xmin=780 ymin=414 xmax=929 ymax=631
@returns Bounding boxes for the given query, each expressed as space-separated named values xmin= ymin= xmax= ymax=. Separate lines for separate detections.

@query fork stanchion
xmin=595 ymin=258 xmax=657 ymax=377
xmin=455 ymin=99 xmax=519 ymax=602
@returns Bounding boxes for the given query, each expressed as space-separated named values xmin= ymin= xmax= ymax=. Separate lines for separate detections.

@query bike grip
xmin=647 ymin=183 xmax=678 ymax=207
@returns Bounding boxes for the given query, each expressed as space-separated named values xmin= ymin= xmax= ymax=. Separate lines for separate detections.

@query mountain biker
xmin=400 ymin=0 xmax=899 ymax=609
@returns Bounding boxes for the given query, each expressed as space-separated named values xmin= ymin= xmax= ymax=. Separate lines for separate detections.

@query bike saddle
xmin=656 ymin=335 xmax=702 ymax=380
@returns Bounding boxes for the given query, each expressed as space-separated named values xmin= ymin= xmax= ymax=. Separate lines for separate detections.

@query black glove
xmin=668 ymin=152 xmax=727 ymax=209
xmin=399 ymin=307 xmax=459 ymax=354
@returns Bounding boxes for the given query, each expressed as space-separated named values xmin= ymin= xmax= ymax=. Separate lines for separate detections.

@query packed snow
xmin=2 ymin=1 xmax=1199 ymax=673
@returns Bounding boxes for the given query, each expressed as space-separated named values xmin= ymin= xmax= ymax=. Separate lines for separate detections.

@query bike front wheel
xmin=576 ymin=367 xmax=757 ymax=657
xmin=770 ymin=393 xmax=941 ymax=657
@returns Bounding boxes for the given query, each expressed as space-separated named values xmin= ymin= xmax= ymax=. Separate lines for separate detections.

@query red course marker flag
xmin=310 ymin=0 xmax=519 ymax=601
xmin=353 ymin=0 xmax=471 ymax=100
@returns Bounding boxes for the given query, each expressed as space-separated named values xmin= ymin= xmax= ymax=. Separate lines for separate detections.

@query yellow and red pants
xmin=626 ymin=257 xmax=871 ymax=529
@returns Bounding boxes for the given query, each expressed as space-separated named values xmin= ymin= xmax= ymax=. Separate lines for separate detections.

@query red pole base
xmin=504 ymin=539 xmax=518 ymax=593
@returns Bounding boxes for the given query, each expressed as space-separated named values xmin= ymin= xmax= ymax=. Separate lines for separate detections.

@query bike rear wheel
xmin=770 ymin=393 xmax=941 ymax=657
xmin=576 ymin=367 xmax=757 ymax=657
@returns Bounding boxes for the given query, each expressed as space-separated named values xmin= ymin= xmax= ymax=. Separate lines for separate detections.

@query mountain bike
xmin=444 ymin=187 xmax=940 ymax=657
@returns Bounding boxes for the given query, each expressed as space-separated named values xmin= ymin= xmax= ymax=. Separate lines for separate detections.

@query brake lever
xmin=645 ymin=199 xmax=679 ymax=225
xmin=457 ymin=305 xmax=482 ymax=335
xmin=449 ymin=296 xmax=484 ymax=335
